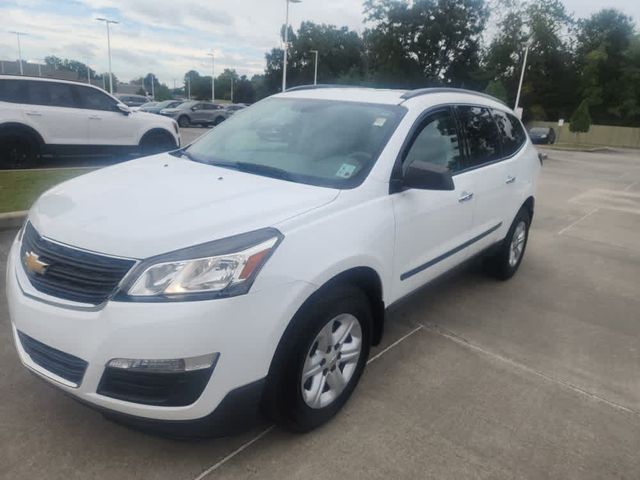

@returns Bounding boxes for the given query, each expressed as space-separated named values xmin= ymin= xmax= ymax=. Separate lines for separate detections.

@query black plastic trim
xmin=400 ymin=222 xmax=503 ymax=280
xmin=85 ymin=377 xmax=266 ymax=438
xmin=400 ymin=87 xmax=507 ymax=106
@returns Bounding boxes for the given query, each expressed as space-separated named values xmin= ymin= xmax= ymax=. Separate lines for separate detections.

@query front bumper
xmin=7 ymin=235 xmax=314 ymax=428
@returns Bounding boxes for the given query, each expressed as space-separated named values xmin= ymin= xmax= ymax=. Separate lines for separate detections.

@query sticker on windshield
xmin=373 ymin=117 xmax=387 ymax=127
xmin=336 ymin=163 xmax=357 ymax=178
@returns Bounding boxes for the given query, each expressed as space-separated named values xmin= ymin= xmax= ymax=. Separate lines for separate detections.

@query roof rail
xmin=400 ymin=87 xmax=506 ymax=106
xmin=285 ymin=84 xmax=357 ymax=92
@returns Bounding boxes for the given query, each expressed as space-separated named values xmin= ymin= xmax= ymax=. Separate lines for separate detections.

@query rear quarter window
xmin=493 ymin=109 xmax=527 ymax=157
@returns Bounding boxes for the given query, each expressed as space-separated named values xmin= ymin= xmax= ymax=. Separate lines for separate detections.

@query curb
xmin=0 ymin=211 xmax=27 ymax=231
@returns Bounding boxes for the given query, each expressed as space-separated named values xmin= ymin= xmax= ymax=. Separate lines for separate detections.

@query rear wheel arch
xmin=0 ymin=122 xmax=45 ymax=147
xmin=522 ymin=196 xmax=535 ymax=222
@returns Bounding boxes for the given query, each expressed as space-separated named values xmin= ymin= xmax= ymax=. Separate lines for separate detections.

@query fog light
xmin=107 ymin=353 xmax=219 ymax=373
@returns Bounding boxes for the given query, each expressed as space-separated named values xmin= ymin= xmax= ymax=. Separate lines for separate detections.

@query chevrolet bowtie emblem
xmin=24 ymin=251 xmax=49 ymax=275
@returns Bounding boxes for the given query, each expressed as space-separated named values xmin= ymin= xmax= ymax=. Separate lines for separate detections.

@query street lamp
xmin=310 ymin=49 xmax=318 ymax=85
xmin=9 ymin=31 xmax=27 ymax=75
xmin=96 ymin=17 xmax=119 ymax=94
xmin=282 ymin=0 xmax=302 ymax=92
xmin=207 ymin=51 xmax=215 ymax=102
xmin=514 ymin=40 xmax=532 ymax=116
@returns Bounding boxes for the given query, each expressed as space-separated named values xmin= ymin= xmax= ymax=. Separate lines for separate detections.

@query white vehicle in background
xmin=0 ymin=75 xmax=180 ymax=168
xmin=7 ymin=86 xmax=539 ymax=437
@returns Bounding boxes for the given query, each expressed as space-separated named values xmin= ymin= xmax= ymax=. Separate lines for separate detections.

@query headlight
xmin=119 ymin=228 xmax=282 ymax=301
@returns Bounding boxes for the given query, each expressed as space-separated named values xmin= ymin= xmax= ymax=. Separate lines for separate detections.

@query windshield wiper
xmin=208 ymin=160 xmax=294 ymax=181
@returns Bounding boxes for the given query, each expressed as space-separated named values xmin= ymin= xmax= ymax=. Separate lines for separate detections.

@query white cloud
xmin=2 ymin=0 xmax=638 ymax=86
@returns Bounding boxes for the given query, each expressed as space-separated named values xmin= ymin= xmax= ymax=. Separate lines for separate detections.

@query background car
xmin=140 ymin=100 xmax=184 ymax=114
xmin=0 ymin=75 xmax=180 ymax=167
xmin=159 ymin=101 xmax=229 ymax=127
xmin=528 ymin=126 xmax=556 ymax=144
xmin=115 ymin=94 xmax=150 ymax=108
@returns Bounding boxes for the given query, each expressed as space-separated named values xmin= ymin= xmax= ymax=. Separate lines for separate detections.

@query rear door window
xmin=25 ymin=81 xmax=77 ymax=108
xmin=493 ymin=109 xmax=527 ymax=157
xmin=456 ymin=106 xmax=502 ymax=168
xmin=0 ymin=79 xmax=27 ymax=103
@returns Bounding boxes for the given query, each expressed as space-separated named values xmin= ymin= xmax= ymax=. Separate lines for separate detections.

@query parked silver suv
xmin=159 ymin=101 xmax=229 ymax=127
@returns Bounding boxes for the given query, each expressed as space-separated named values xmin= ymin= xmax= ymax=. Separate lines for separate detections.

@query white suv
xmin=0 ymin=75 xmax=180 ymax=167
xmin=6 ymin=86 xmax=539 ymax=437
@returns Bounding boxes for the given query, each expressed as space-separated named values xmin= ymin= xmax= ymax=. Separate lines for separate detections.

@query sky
xmin=1 ymin=0 xmax=639 ymax=87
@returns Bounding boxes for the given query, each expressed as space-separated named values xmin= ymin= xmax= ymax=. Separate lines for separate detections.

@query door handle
xmin=458 ymin=191 xmax=474 ymax=203
xmin=25 ymin=111 xmax=42 ymax=117
xmin=506 ymin=175 xmax=516 ymax=184
xmin=89 ymin=116 xmax=102 ymax=120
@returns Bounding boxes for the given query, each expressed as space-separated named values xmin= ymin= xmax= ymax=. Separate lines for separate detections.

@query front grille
xmin=98 ymin=368 xmax=214 ymax=407
xmin=20 ymin=223 xmax=135 ymax=305
xmin=18 ymin=331 xmax=88 ymax=385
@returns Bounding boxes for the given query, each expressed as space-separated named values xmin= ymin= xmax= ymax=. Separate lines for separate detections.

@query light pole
xmin=230 ymin=75 xmax=234 ymax=103
xmin=187 ymin=76 xmax=191 ymax=100
xmin=86 ymin=59 xmax=91 ymax=84
xmin=514 ymin=41 xmax=531 ymax=114
xmin=282 ymin=0 xmax=302 ymax=92
xmin=310 ymin=49 xmax=318 ymax=85
xmin=9 ymin=31 xmax=27 ymax=75
xmin=149 ymin=73 xmax=155 ymax=99
xmin=207 ymin=51 xmax=215 ymax=102
xmin=96 ymin=17 xmax=118 ymax=94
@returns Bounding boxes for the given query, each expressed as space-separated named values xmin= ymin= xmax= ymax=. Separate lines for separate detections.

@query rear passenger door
xmin=22 ymin=81 xmax=88 ymax=146
xmin=492 ymin=109 xmax=530 ymax=227
xmin=455 ymin=105 xmax=507 ymax=252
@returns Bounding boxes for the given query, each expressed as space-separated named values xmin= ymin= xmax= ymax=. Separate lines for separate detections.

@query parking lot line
xmin=422 ymin=322 xmax=640 ymax=418
xmin=557 ymin=207 xmax=599 ymax=235
xmin=192 ymin=324 xmax=425 ymax=480
xmin=624 ymin=181 xmax=638 ymax=192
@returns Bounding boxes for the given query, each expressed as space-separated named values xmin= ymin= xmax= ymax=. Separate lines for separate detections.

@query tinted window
xmin=456 ymin=106 xmax=501 ymax=168
xmin=403 ymin=109 xmax=463 ymax=173
xmin=0 ymin=79 xmax=27 ymax=103
xmin=202 ymin=104 xmax=217 ymax=110
xmin=26 ymin=81 xmax=76 ymax=108
xmin=75 ymin=86 xmax=116 ymax=111
xmin=493 ymin=109 xmax=527 ymax=156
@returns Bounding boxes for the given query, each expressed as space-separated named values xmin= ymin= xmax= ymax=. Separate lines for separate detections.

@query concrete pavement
xmin=1 ymin=148 xmax=639 ymax=479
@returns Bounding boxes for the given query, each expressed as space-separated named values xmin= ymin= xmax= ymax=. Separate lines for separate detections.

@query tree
xmin=363 ymin=0 xmax=489 ymax=88
xmin=570 ymin=99 xmax=592 ymax=144
xmin=484 ymin=79 xmax=508 ymax=103
xmin=576 ymin=9 xmax=636 ymax=125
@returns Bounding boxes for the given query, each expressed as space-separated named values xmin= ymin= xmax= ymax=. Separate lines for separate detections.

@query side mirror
xmin=402 ymin=162 xmax=454 ymax=191
xmin=116 ymin=103 xmax=130 ymax=115
xmin=191 ymin=106 xmax=198 ymax=111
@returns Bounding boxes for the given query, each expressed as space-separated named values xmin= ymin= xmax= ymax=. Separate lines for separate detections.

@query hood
xmin=29 ymin=154 xmax=339 ymax=259
xmin=159 ymin=108 xmax=182 ymax=114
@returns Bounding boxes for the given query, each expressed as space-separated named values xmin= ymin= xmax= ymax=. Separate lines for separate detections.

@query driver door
xmin=391 ymin=107 xmax=475 ymax=300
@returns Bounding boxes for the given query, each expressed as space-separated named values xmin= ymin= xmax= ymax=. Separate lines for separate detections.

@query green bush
xmin=570 ymin=100 xmax=592 ymax=133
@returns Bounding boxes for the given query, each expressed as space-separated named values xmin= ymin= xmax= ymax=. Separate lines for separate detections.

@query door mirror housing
xmin=116 ymin=103 xmax=131 ymax=115
xmin=402 ymin=162 xmax=455 ymax=191
xmin=191 ymin=106 xmax=199 ymax=111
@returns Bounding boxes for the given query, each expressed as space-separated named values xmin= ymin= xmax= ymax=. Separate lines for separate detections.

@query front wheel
xmin=139 ymin=132 xmax=176 ymax=156
xmin=263 ymin=285 xmax=372 ymax=432
xmin=484 ymin=209 xmax=530 ymax=280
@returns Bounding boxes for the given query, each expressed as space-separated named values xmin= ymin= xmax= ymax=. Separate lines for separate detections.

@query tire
xmin=177 ymin=115 xmax=190 ymax=128
xmin=213 ymin=116 xmax=225 ymax=126
xmin=0 ymin=132 xmax=38 ymax=169
xmin=138 ymin=131 xmax=176 ymax=156
xmin=263 ymin=285 xmax=372 ymax=432
xmin=484 ymin=209 xmax=530 ymax=280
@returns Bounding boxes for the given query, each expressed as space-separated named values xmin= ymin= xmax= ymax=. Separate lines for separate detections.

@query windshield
xmin=183 ymin=98 xmax=405 ymax=188
xmin=529 ymin=127 xmax=549 ymax=134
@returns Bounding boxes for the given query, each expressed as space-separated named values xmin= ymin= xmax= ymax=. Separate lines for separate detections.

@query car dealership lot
xmin=1 ymin=148 xmax=639 ymax=479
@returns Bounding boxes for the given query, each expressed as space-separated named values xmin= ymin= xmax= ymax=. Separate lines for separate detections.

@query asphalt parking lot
xmin=1 ymin=147 xmax=639 ymax=479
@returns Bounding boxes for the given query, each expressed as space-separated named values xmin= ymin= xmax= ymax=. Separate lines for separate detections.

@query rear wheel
xmin=484 ymin=209 xmax=530 ymax=280
xmin=263 ymin=285 xmax=372 ymax=432
xmin=0 ymin=132 xmax=38 ymax=169
xmin=138 ymin=131 xmax=176 ymax=156
xmin=177 ymin=115 xmax=190 ymax=128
